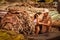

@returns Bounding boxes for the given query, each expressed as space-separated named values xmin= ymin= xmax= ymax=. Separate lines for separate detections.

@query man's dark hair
xmin=37 ymin=12 xmax=41 ymax=15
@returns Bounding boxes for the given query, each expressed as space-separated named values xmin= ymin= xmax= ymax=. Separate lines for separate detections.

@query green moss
xmin=13 ymin=34 xmax=24 ymax=40
xmin=0 ymin=30 xmax=25 ymax=40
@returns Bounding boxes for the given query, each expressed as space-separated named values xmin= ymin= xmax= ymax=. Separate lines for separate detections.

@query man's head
xmin=42 ymin=9 xmax=49 ymax=16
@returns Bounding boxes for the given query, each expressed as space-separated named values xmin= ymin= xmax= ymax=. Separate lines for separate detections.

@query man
xmin=37 ymin=12 xmax=43 ymax=34
xmin=38 ymin=9 xmax=52 ymax=33
xmin=34 ymin=12 xmax=42 ymax=35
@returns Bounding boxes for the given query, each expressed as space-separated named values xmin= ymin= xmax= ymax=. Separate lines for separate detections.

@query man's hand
xmin=39 ymin=22 xmax=50 ymax=26
xmin=39 ymin=22 xmax=44 ymax=25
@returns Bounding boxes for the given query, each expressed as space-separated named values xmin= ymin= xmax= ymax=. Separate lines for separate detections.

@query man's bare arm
xmin=43 ymin=17 xmax=52 ymax=26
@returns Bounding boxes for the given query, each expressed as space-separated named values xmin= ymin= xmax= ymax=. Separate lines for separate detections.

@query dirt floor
xmin=27 ymin=32 xmax=60 ymax=40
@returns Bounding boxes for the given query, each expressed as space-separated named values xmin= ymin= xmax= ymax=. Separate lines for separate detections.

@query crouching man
xmin=38 ymin=9 xmax=52 ymax=33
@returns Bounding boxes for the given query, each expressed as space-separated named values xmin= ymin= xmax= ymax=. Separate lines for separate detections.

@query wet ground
xmin=27 ymin=32 xmax=60 ymax=40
